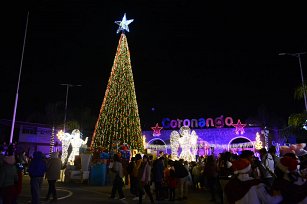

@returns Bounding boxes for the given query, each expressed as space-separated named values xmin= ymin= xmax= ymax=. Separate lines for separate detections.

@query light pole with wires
xmin=9 ymin=11 xmax=30 ymax=144
xmin=60 ymin=83 xmax=82 ymax=133
xmin=279 ymin=52 xmax=307 ymax=112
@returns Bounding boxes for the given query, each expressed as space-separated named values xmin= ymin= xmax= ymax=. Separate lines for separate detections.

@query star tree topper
xmin=151 ymin=123 xmax=163 ymax=137
xmin=115 ymin=13 xmax=134 ymax=34
xmin=232 ymin=119 xmax=246 ymax=135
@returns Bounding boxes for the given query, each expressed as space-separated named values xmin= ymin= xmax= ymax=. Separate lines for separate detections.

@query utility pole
xmin=10 ymin=11 xmax=30 ymax=144
xmin=279 ymin=52 xmax=307 ymax=112
xmin=60 ymin=83 xmax=82 ymax=132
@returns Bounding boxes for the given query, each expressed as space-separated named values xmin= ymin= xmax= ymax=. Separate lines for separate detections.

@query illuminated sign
xmin=162 ymin=115 xmax=234 ymax=129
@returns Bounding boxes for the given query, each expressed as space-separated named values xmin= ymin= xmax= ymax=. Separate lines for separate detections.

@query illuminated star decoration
xmin=232 ymin=119 xmax=246 ymax=135
xmin=115 ymin=13 xmax=134 ymax=34
xmin=151 ymin=123 xmax=163 ymax=137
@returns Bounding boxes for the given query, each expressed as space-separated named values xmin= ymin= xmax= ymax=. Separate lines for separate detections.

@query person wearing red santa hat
xmin=272 ymin=153 xmax=307 ymax=204
xmin=224 ymin=158 xmax=282 ymax=204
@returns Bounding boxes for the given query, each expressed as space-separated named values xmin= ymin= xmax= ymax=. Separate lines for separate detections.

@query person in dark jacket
xmin=174 ymin=160 xmax=189 ymax=200
xmin=0 ymin=144 xmax=18 ymax=204
xmin=28 ymin=151 xmax=47 ymax=204
xmin=45 ymin=152 xmax=62 ymax=201
xmin=109 ymin=154 xmax=125 ymax=200
xmin=203 ymin=155 xmax=218 ymax=202
xmin=127 ymin=156 xmax=138 ymax=196
xmin=152 ymin=157 xmax=165 ymax=201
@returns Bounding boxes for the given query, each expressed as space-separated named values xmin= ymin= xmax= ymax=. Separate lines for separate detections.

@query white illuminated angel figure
xmin=178 ymin=127 xmax=194 ymax=162
xmin=67 ymin=129 xmax=88 ymax=164
xmin=170 ymin=126 xmax=198 ymax=162
xmin=170 ymin=131 xmax=180 ymax=160
xmin=190 ymin=130 xmax=198 ymax=157
xmin=57 ymin=130 xmax=73 ymax=164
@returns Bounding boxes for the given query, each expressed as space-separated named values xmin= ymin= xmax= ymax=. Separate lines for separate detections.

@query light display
xmin=68 ymin=129 xmax=88 ymax=164
xmin=255 ymin=132 xmax=263 ymax=150
xmin=143 ymin=135 xmax=147 ymax=150
xmin=115 ymin=13 xmax=134 ymax=34
xmin=57 ymin=130 xmax=72 ymax=164
xmin=57 ymin=129 xmax=88 ymax=165
xmin=170 ymin=126 xmax=198 ymax=162
xmin=90 ymin=17 xmax=143 ymax=152
xmin=151 ymin=123 xmax=163 ymax=136
xmin=49 ymin=126 xmax=55 ymax=157
xmin=143 ymin=125 xmax=262 ymax=156
xmin=147 ymin=138 xmax=168 ymax=153
xmin=147 ymin=142 xmax=256 ymax=151
xmin=232 ymin=119 xmax=246 ymax=135
xmin=147 ymin=144 xmax=168 ymax=151
xmin=170 ymin=131 xmax=180 ymax=159
xmin=261 ymin=129 xmax=269 ymax=149
xmin=190 ymin=130 xmax=198 ymax=156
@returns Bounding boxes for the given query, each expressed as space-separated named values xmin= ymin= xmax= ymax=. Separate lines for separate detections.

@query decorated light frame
xmin=146 ymin=138 xmax=168 ymax=154
xmin=227 ymin=136 xmax=254 ymax=151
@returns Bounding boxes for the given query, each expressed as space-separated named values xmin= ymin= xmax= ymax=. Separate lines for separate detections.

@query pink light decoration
xmin=151 ymin=123 xmax=163 ymax=136
xmin=232 ymin=119 xmax=246 ymax=135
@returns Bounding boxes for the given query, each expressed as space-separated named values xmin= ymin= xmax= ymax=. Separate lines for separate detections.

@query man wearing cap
xmin=224 ymin=158 xmax=282 ymax=204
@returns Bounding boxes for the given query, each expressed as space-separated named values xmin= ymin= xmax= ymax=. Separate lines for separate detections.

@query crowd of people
xmin=222 ymin=146 xmax=307 ymax=204
xmin=108 ymin=146 xmax=307 ymax=204
xmin=1 ymin=142 xmax=307 ymax=204
xmin=0 ymin=144 xmax=62 ymax=204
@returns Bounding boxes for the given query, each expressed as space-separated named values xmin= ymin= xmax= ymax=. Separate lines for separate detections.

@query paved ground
xmin=17 ymin=175 xmax=222 ymax=204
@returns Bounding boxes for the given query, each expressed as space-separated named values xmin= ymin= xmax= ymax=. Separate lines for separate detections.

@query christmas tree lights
xmin=91 ymin=15 xmax=143 ymax=153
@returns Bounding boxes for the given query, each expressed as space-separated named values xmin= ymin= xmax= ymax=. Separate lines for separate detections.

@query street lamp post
xmin=279 ymin=52 xmax=307 ymax=112
xmin=60 ymin=83 xmax=82 ymax=133
xmin=9 ymin=11 xmax=30 ymax=144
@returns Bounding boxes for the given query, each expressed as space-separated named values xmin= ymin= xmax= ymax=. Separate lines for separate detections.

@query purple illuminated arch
xmin=147 ymin=138 xmax=168 ymax=154
xmin=227 ymin=136 xmax=254 ymax=151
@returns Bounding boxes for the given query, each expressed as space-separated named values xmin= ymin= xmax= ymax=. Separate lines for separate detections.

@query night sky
xmin=1 ymin=0 xmax=307 ymax=130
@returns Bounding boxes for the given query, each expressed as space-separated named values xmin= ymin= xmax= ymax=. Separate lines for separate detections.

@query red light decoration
xmin=232 ymin=119 xmax=246 ymax=135
xmin=151 ymin=123 xmax=163 ymax=136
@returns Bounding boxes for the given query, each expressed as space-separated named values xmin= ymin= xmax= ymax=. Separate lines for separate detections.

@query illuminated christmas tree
xmin=255 ymin=132 xmax=263 ymax=150
xmin=91 ymin=14 xmax=144 ymax=153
